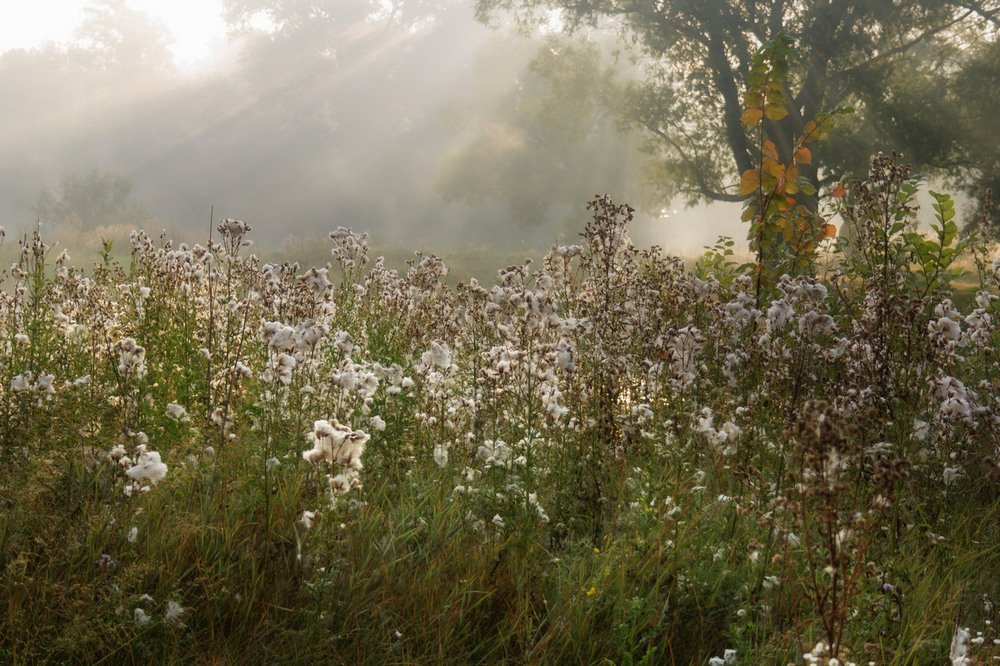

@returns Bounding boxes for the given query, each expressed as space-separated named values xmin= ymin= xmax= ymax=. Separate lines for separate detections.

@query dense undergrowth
xmin=2 ymin=146 xmax=1000 ymax=665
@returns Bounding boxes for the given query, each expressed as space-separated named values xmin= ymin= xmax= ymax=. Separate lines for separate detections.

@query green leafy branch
xmin=905 ymin=190 xmax=970 ymax=298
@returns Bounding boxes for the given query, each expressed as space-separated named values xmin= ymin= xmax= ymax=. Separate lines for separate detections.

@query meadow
xmin=2 ymin=159 xmax=1000 ymax=665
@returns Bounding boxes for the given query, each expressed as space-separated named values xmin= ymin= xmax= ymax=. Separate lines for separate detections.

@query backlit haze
xmin=0 ymin=0 xmax=742 ymax=272
xmin=0 ymin=1 xmax=234 ymax=70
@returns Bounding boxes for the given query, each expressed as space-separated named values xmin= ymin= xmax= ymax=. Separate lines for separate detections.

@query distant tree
xmin=946 ymin=36 xmax=1000 ymax=237
xmin=223 ymin=0 xmax=444 ymax=33
xmin=0 ymin=6 xmax=177 ymax=231
xmin=76 ymin=0 xmax=176 ymax=77
xmin=436 ymin=35 xmax=647 ymax=229
xmin=221 ymin=0 xmax=456 ymax=111
xmin=474 ymin=0 xmax=1000 ymax=229
xmin=35 ymin=168 xmax=150 ymax=232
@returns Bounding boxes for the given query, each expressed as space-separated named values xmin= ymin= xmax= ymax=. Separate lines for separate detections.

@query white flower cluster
xmin=165 ymin=402 xmax=189 ymax=422
xmin=329 ymin=226 xmax=369 ymax=270
xmin=115 ymin=337 xmax=147 ymax=379
xmin=107 ymin=437 xmax=168 ymax=495
xmin=302 ymin=418 xmax=369 ymax=496
xmin=663 ymin=326 xmax=702 ymax=388
xmin=693 ymin=407 xmax=742 ymax=456
xmin=10 ymin=370 xmax=55 ymax=396
xmin=708 ymin=648 xmax=737 ymax=666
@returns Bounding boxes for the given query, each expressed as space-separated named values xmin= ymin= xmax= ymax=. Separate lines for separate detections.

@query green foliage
xmin=905 ymin=191 xmax=970 ymax=297
xmin=833 ymin=154 xmax=974 ymax=304
xmin=693 ymin=236 xmax=739 ymax=285
xmin=474 ymin=0 xmax=1000 ymax=229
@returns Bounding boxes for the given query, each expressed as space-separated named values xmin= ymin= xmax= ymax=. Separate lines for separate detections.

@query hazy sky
xmin=0 ymin=0 xmax=231 ymax=69
xmin=0 ymin=0 xmax=750 ymax=264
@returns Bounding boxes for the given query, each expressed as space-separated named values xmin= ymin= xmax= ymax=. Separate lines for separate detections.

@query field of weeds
xmin=2 ymin=165 xmax=1000 ymax=664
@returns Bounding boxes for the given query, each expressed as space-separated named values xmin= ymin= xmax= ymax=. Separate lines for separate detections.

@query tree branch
xmin=639 ymin=120 xmax=745 ymax=202
xmin=704 ymin=23 xmax=755 ymax=175
xmin=956 ymin=0 xmax=1000 ymax=26
xmin=837 ymin=9 xmax=975 ymax=80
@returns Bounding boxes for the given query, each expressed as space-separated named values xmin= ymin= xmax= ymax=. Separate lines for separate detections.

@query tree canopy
xmin=35 ymin=168 xmax=150 ymax=235
xmin=474 ymin=0 xmax=1000 ymax=229
xmin=435 ymin=35 xmax=648 ymax=231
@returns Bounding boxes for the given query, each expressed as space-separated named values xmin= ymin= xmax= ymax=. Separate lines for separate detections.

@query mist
xmin=0 ymin=0 xmax=742 ymax=271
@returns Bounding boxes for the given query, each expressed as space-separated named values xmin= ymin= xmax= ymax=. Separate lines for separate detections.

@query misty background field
xmin=0 ymin=0 xmax=730 ymax=266
xmin=2 ymin=1 xmax=994 ymax=268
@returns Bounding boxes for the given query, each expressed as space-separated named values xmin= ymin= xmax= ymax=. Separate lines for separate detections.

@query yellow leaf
xmin=764 ymin=104 xmax=788 ymax=121
xmin=740 ymin=169 xmax=760 ymax=196
xmin=741 ymin=108 xmax=763 ymax=127
xmin=762 ymin=157 xmax=784 ymax=179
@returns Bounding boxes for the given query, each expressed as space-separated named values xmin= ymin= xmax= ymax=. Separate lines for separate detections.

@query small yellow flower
xmin=593 ymin=547 xmax=600 ymax=554
xmin=586 ymin=587 xmax=597 ymax=597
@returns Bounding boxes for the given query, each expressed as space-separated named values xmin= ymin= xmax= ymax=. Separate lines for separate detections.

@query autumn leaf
xmin=740 ymin=169 xmax=760 ymax=195
xmin=794 ymin=145 xmax=812 ymax=164
xmin=761 ymin=140 xmax=779 ymax=160
xmin=833 ymin=184 xmax=846 ymax=198
xmin=741 ymin=108 xmax=763 ymax=127
xmin=823 ymin=223 xmax=837 ymax=238
xmin=804 ymin=115 xmax=835 ymax=142
xmin=762 ymin=157 xmax=784 ymax=179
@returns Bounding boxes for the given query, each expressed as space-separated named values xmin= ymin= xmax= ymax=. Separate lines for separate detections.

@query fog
xmin=0 ymin=0 xmax=742 ymax=269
